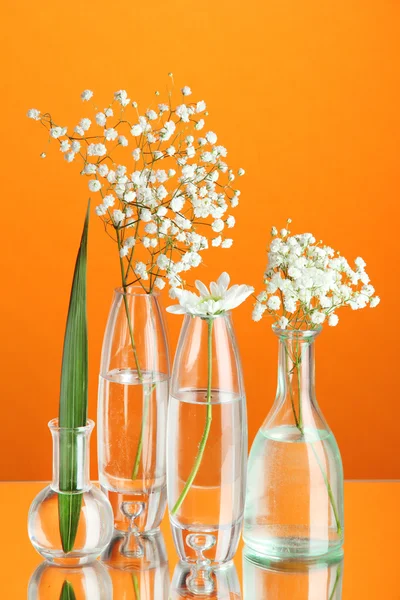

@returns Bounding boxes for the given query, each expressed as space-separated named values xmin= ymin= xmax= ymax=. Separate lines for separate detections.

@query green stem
xmin=132 ymin=573 xmax=140 ymax=600
xmin=329 ymin=564 xmax=342 ymax=600
xmin=171 ymin=318 xmax=214 ymax=515
xmin=291 ymin=356 xmax=342 ymax=536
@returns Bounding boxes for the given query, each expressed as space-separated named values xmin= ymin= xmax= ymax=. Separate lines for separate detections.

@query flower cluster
xmin=27 ymin=79 xmax=244 ymax=295
xmin=252 ymin=220 xmax=380 ymax=329
xmin=167 ymin=272 xmax=254 ymax=318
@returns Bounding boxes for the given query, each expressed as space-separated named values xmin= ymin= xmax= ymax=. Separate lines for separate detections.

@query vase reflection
xmin=102 ymin=529 xmax=170 ymax=599
xmin=243 ymin=547 xmax=343 ymax=599
xmin=170 ymin=560 xmax=241 ymax=599
xmin=28 ymin=560 xmax=112 ymax=599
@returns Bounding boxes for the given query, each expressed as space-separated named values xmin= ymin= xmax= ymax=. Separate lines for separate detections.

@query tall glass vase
xmin=28 ymin=419 xmax=113 ymax=566
xmin=98 ymin=287 xmax=170 ymax=534
xmin=167 ymin=313 xmax=247 ymax=568
xmin=244 ymin=327 xmax=344 ymax=559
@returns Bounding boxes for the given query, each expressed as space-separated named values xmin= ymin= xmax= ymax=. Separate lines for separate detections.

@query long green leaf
xmin=58 ymin=202 xmax=90 ymax=553
xmin=60 ymin=581 xmax=77 ymax=600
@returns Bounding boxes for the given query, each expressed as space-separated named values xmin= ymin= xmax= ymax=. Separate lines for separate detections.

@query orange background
xmin=0 ymin=0 xmax=398 ymax=480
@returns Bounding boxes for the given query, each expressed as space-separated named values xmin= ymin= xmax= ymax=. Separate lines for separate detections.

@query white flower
xmin=132 ymin=148 xmax=141 ymax=161
xmin=195 ymin=119 xmax=205 ymax=131
xmin=50 ymin=126 xmax=67 ymax=139
xmin=212 ymin=219 xmax=224 ymax=233
xmin=212 ymin=236 xmax=222 ymax=247
xmin=104 ymin=128 xmax=118 ymax=141
xmin=221 ymin=238 xmax=233 ymax=248
xmin=83 ymin=163 xmax=96 ymax=175
xmin=64 ymin=152 xmax=75 ymax=163
xmin=96 ymin=112 xmax=107 ymax=126
xmin=27 ymin=108 xmax=41 ymax=120
xmin=160 ymin=121 xmax=176 ymax=141
xmin=311 ymin=311 xmax=326 ymax=325
xmin=81 ymin=89 xmax=93 ymax=101
xmin=181 ymin=86 xmax=192 ymax=96
xmin=112 ymin=209 xmax=125 ymax=226
xmin=103 ymin=195 xmax=115 ymax=208
xmin=238 ymin=168 xmax=245 ymax=176
xmin=328 ymin=314 xmax=339 ymax=326
xmin=97 ymin=164 xmax=109 ymax=177
xmin=167 ymin=272 xmax=254 ymax=317
xmin=120 ymin=245 xmax=129 ymax=257
xmin=252 ymin=303 xmax=267 ymax=322
xmin=196 ymin=100 xmax=206 ymax=113
xmin=71 ymin=141 xmax=81 ymax=153
xmin=79 ymin=118 xmax=91 ymax=132
xmin=134 ymin=261 xmax=148 ymax=280
xmin=154 ymin=277 xmax=166 ymax=290
xmin=171 ymin=197 xmax=185 ymax=212
xmin=176 ymin=104 xmax=190 ymax=122
xmin=226 ymin=216 xmax=235 ymax=228
xmin=114 ymin=90 xmax=130 ymax=106
xmin=104 ymin=107 xmax=113 ymax=117
xmin=355 ymin=257 xmax=366 ymax=270
xmin=166 ymin=145 xmax=176 ymax=156
xmin=60 ymin=140 xmax=70 ymax=152
xmin=118 ymin=135 xmax=128 ymax=147
xmin=370 ymin=296 xmax=380 ymax=308
xmin=131 ymin=124 xmax=143 ymax=136
xmin=87 ymin=143 xmax=107 ymax=156
xmin=206 ymin=131 xmax=217 ymax=145
xmin=88 ymin=179 xmax=101 ymax=192
xmin=267 ymin=296 xmax=281 ymax=310
xmin=146 ymin=109 xmax=158 ymax=120
xmin=277 ymin=316 xmax=289 ymax=329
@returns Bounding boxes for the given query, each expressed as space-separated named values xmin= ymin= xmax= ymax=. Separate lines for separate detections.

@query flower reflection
xmin=102 ymin=529 xmax=170 ymax=599
xmin=28 ymin=560 xmax=112 ymax=599
xmin=243 ymin=547 xmax=343 ymax=600
xmin=170 ymin=560 xmax=241 ymax=599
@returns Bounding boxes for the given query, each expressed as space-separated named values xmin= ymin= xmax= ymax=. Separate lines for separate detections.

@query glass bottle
xmin=98 ymin=287 xmax=170 ymax=534
xmin=28 ymin=419 xmax=113 ymax=566
xmin=244 ymin=326 xmax=344 ymax=559
xmin=167 ymin=313 xmax=247 ymax=567
xmin=243 ymin=549 xmax=344 ymax=599
xmin=28 ymin=560 xmax=112 ymax=599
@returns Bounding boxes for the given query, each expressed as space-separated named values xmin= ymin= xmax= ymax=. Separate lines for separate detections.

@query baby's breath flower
xmin=27 ymin=108 xmax=41 ymax=120
xmin=253 ymin=221 xmax=379 ymax=329
xmin=81 ymin=89 xmax=93 ymax=101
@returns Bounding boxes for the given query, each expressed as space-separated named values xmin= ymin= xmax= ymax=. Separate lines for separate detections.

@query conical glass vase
xmin=98 ymin=286 xmax=170 ymax=534
xmin=167 ymin=313 xmax=247 ymax=567
xmin=244 ymin=327 xmax=344 ymax=560
xmin=28 ymin=419 xmax=113 ymax=566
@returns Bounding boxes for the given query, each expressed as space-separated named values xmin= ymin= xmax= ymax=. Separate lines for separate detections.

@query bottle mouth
xmin=48 ymin=418 xmax=95 ymax=433
xmin=115 ymin=285 xmax=160 ymax=297
xmin=272 ymin=325 xmax=322 ymax=340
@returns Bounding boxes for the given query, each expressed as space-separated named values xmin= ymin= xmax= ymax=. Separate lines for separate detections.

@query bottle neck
xmin=274 ymin=330 xmax=320 ymax=431
xmin=50 ymin=421 xmax=92 ymax=492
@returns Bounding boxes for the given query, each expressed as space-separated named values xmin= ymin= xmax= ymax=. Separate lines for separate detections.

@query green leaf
xmin=58 ymin=202 xmax=90 ymax=553
xmin=60 ymin=581 xmax=77 ymax=600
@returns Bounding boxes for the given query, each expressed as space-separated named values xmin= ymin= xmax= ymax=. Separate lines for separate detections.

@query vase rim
xmin=114 ymin=285 xmax=160 ymax=297
xmin=48 ymin=418 xmax=95 ymax=433
xmin=272 ymin=325 xmax=322 ymax=339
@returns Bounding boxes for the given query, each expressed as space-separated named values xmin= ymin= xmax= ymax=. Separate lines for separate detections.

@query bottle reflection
xmin=170 ymin=561 xmax=241 ymax=599
xmin=102 ymin=529 xmax=170 ymax=599
xmin=28 ymin=560 xmax=112 ymax=599
xmin=243 ymin=548 xmax=343 ymax=600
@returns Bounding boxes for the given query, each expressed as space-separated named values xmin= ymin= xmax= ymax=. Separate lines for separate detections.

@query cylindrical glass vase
xmin=28 ymin=419 xmax=113 ymax=566
xmin=167 ymin=313 xmax=247 ymax=566
xmin=98 ymin=287 xmax=170 ymax=533
xmin=244 ymin=327 xmax=344 ymax=559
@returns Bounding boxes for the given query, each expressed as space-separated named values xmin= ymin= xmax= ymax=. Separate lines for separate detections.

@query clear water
xmin=244 ymin=425 xmax=344 ymax=559
xmin=98 ymin=369 xmax=169 ymax=532
xmin=167 ymin=389 xmax=246 ymax=565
